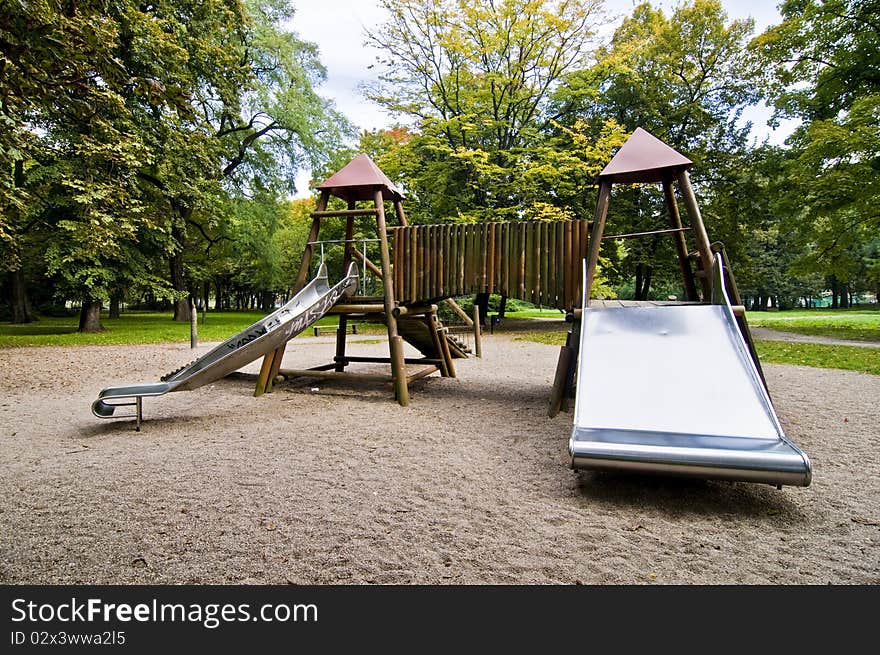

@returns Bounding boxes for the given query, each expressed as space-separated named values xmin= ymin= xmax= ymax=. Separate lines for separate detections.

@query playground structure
xmin=92 ymin=263 xmax=358 ymax=429
xmin=250 ymin=154 xmax=593 ymax=406
xmin=90 ymin=129 xmax=811 ymax=487
xmin=557 ymin=128 xmax=811 ymax=486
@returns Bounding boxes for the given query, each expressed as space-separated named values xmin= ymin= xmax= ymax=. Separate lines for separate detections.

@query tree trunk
xmin=169 ymin=252 xmax=190 ymax=322
xmin=8 ymin=159 xmax=33 ymax=324
xmin=168 ymin=209 xmax=192 ymax=321
xmin=9 ymin=268 xmax=34 ymax=323
xmin=634 ymin=264 xmax=643 ymax=300
xmin=830 ymin=276 xmax=839 ymax=309
xmin=109 ymin=294 xmax=121 ymax=319
xmin=642 ymin=266 xmax=653 ymax=300
xmin=78 ymin=300 xmax=105 ymax=333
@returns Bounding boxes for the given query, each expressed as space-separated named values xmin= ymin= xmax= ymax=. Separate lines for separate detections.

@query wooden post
xmin=663 ymin=176 xmax=699 ymax=301
xmin=677 ymin=171 xmax=713 ymax=300
xmin=584 ymin=180 xmax=612 ymax=308
xmin=437 ymin=325 xmax=456 ymax=378
xmin=254 ymin=349 xmax=276 ymax=397
xmin=394 ymin=199 xmax=408 ymax=227
xmin=294 ymin=190 xmax=329 ymax=293
xmin=563 ymin=219 xmax=573 ymax=307
xmin=374 ymin=189 xmax=409 ymax=406
xmin=472 ymin=301 xmax=482 ymax=358
xmin=445 ymin=298 xmax=474 ymax=327
xmin=265 ymin=343 xmax=286 ymax=392
xmin=335 ymin=199 xmax=356 ymax=372
xmin=425 ymin=314 xmax=450 ymax=377
xmin=548 ymin=344 xmax=573 ymax=418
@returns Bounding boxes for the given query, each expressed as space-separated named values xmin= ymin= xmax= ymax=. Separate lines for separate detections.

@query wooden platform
xmin=589 ymin=299 xmax=704 ymax=309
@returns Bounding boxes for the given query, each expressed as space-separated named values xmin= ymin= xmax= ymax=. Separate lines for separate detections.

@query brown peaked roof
xmin=599 ymin=127 xmax=692 ymax=183
xmin=317 ymin=153 xmax=404 ymax=202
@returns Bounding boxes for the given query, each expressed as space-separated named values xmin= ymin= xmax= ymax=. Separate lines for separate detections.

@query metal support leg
xmin=135 ymin=397 xmax=142 ymax=432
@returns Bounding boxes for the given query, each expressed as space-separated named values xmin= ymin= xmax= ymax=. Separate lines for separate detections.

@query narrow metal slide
xmin=92 ymin=263 xmax=358 ymax=427
xmin=569 ymin=255 xmax=811 ymax=487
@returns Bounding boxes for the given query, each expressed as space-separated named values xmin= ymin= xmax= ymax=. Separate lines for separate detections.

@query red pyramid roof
xmin=599 ymin=127 xmax=692 ymax=183
xmin=317 ymin=153 xmax=404 ymax=202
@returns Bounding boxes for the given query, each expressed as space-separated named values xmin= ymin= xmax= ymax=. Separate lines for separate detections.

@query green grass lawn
xmin=515 ymin=330 xmax=879 ymax=376
xmin=746 ymin=307 xmax=880 ymax=343
xmin=754 ymin=341 xmax=879 ymax=376
xmin=502 ymin=307 xmax=568 ymax=320
xmin=4 ymin=307 xmax=878 ymax=377
xmin=0 ymin=312 xmax=383 ymax=348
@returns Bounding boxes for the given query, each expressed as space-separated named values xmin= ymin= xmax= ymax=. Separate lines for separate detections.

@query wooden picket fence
xmin=391 ymin=219 xmax=590 ymax=310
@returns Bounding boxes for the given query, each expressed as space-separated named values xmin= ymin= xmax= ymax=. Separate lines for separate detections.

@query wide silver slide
xmin=569 ymin=255 xmax=811 ymax=486
xmin=92 ymin=263 xmax=358 ymax=425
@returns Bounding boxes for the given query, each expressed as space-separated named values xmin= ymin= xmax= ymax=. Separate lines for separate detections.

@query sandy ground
xmin=0 ymin=330 xmax=878 ymax=585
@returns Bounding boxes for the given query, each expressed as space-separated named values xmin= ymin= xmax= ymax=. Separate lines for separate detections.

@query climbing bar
xmin=310 ymin=209 xmax=379 ymax=218
xmin=602 ymin=226 xmax=692 ymax=240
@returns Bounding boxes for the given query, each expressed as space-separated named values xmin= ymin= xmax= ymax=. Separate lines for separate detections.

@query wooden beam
xmin=294 ymin=190 xmax=329 ymax=293
xmin=352 ymin=248 xmax=383 ymax=279
xmin=444 ymin=298 xmax=474 ymax=327
xmin=335 ymin=355 xmax=445 ymax=366
xmin=280 ymin=369 xmax=394 ymax=383
xmin=310 ymin=208 xmax=378 ymax=218
xmin=663 ymin=177 xmax=699 ymax=302
xmin=254 ymin=348 xmax=276 ymax=397
xmin=584 ymin=180 xmax=612 ymax=308
xmin=676 ymin=171 xmax=713 ymax=300
xmin=265 ymin=343 xmax=286 ymax=392
xmin=328 ymin=303 xmax=386 ymax=314
xmin=406 ymin=365 xmax=439 ymax=384
xmin=393 ymin=199 xmax=408 ymax=227
xmin=472 ymin=300 xmax=482 ymax=358
xmin=374 ymin=189 xmax=410 ymax=406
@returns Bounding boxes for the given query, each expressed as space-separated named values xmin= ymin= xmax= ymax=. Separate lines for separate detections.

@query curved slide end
xmin=91 ymin=382 xmax=173 ymax=420
xmin=91 ymin=399 xmax=118 ymax=418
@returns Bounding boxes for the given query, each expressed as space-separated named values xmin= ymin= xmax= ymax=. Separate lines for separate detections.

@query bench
xmin=313 ymin=324 xmax=359 ymax=337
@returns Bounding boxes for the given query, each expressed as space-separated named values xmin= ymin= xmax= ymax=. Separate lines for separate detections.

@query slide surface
xmin=92 ymin=263 xmax=358 ymax=419
xmin=569 ymin=256 xmax=811 ymax=486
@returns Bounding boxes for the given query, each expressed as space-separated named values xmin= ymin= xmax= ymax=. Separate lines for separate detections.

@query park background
xmin=1 ymin=0 xmax=877 ymax=368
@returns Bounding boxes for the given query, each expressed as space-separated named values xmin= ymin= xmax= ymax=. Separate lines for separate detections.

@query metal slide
xmin=569 ymin=255 xmax=811 ymax=487
xmin=92 ymin=263 xmax=359 ymax=425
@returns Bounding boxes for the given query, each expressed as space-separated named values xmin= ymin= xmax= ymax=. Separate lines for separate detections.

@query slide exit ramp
xmin=91 ymin=263 xmax=358 ymax=427
xmin=569 ymin=255 xmax=811 ymax=487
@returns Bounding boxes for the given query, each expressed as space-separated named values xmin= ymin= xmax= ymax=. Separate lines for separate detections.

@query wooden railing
xmin=391 ymin=219 xmax=590 ymax=310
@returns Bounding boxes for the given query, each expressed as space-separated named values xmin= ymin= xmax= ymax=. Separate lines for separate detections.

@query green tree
xmin=1 ymin=0 xmax=349 ymax=330
xmin=366 ymin=0 xmax=612 ymax=222
xmin=0 ymin=0 xmax=180 ymax=330
xmin=553 ymin=0 xmax=761 ymax=298
xmin=128 ymin=0 xmax=351 ymax=322
xmin=753 ymin=0 xmax=880 ymax=302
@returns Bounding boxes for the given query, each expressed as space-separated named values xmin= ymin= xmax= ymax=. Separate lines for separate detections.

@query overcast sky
xmin=288 ymin=0 xmax=796 ymax=195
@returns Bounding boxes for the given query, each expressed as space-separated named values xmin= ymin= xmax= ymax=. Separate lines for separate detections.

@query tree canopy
xmin=1 ymin=0 xmax=877 ymax=329
xmin=1 ymin=0 xmax=348 ymax=329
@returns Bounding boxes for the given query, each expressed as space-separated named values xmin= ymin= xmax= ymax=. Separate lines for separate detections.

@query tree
xmin=753 ymin=0 xmax=880 ymax=298
xmin=366 ymin=0 xmax=611 ymax=221
xmin=1 ymin=0 xmax=349 ymax=330
xmin=0 ymin=0 xmax=177 ymax=330
xmin=127 ymin=0 xmax=351 ymax=322
xmin=553 ymin=0 xmax=761 ymax=298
